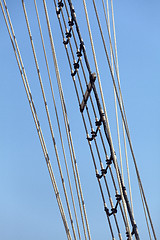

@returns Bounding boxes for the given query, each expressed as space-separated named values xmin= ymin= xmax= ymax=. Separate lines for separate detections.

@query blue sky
xmin=0 ymin=1 xmax=160 ymax=239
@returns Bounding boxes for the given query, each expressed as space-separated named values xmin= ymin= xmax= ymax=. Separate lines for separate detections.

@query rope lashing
xmin=87 ymin=130 xmax=97 ymax=142
xmin=87 ymin=117 xmax=102 ymax=142
xmin=64 ymin=18 xmax=74 ymax=44
xmin=56 ymin=0 xmax=64 ymax=15
xmin=71 ymin=41 xmax=84 ymax=76
xmin=63 ymin=28 xmax=72 ymax=45
xmin=126 ymin=224 xmax=138 ymax=240
xmin=131 ymin=224 xmax=138 ymax=236
xmin=96 ymin=155 xmax=113 ymax=179
xmin=104 ymin=194 xmax=121 ymax=217
xmin=71 ymin=61 xmax=79 ymax=77
xmin=63 ymin=8 xmax=74 ymax=45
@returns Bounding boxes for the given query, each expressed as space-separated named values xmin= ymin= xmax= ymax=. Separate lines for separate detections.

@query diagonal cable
xmin=33 ymin=1 xmax=82 ymax=238
xmin=42 ymin=1 xmax=92 ymax=239
xmin=0 ymin=1 xmax=72 ymax=239
xmin=91 ymin=2 xmax=157 ymax=238
xmin=21 ymin=1 xmax=78 ymax=239
xmin=53 ymin=0 xmax=134 ymax=238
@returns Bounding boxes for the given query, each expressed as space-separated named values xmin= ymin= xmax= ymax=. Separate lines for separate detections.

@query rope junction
xmin=0 ymin=0 xmax=157 ymax=239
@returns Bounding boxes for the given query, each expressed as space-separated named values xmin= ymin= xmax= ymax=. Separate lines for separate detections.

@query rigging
xmin=0 ymin=0 xmax=157 ymax=239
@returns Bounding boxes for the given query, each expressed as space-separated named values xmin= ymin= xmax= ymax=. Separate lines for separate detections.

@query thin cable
xmin=42 ymin=1 xmax=91 ymax=239
xmin=102 ymin=0 xmax=124 ymax=182
xmin=103 ymin=0 xmax=134 ymax=217
xmin=90 ymin=1 xmax=156 ymax=238
xmin=59 ymin=3 xmax=129 ymax=235
xmin=110 ymin=1 xmax=157 ymax=238
xmin=59 ymin=1 xmax=112 ymax=237
xmin=67 ymin=0 xmax=143 ymax=238
xmin=60 ymin=3 xmax=125 ymax=238
xmin=51 ymin=2 xmax=117 ymax=238
xmin=56 ymin=1 xmax=131 ymax=238
xmin=102 ymin=0 xmax=135 ymax=231
xmin=33 ymin=0 xmax=135 ymax=238
xmin=60 ymin=0 xmax=134 ymax=238
xmin=2 ymin=0 xmax=155 ymax=238
xmin=33 ymin=1 xmax=82 ymax=239
xmin=0 ymin=1 xmax=71 ymax=239
xmin=42 ymin=3 xmax=88 ymax=240
xmin=108 ymin=5 xmax=152 ymax=238
xmin=21 ymin=1 xmax=77 ymax=239
xmin=81 ymin=0 xmax=132 ymax=238
xmin=91 ymin=1 xmax=156 ymax=237
xmin=139 ymin=181 xmax=152 ymax=240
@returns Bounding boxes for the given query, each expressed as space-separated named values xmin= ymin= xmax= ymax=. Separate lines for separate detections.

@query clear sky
xmin=0 ymin=1 xmax=160 ymax=239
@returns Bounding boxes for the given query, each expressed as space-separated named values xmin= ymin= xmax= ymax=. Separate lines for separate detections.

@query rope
xmin=139 ymin=181 xmax=152 ymax=240
xmin=102 ymin=0 xmax=124 ymax=181
xmin=55 ymin=0 xmax=133 ymax=238
xmin=81 ymin=0 xmax=132 ymax=238
xmin=21 ymin=1 xmax=78 ymax=239
xmin=91 ymin=2 xmax=157 ymax=238
xmin=111 ymin=0 xmax=157 ymax=234
xmin=0 ymin=1 xmax=72 ymax=239
xmin=101 ymin=3 xmax=135 ymax=237
xmin=33 ymin=1 xmax=82 ymax=239
xmin=42 ymin=1 xmax=91 ymax=239
xmin=102 ymin=0 xmax=135 ymax=217
xmin=0 ymin=0 xmax=135 ymax=238
xmin=51 ymin=1 xmax=118 ymax=238
xmin=1 ymin=1 xmax=157 ymax=239
xmin=58 ymin=0 xmax=139 ymax=238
